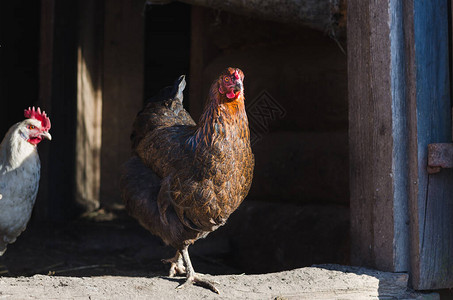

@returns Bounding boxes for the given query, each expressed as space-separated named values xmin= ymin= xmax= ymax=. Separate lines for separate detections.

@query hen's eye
xmin=27 ymin=125 xmax=36 ymax=130
xmin=224 ymin=76 xmax=230 ymax=82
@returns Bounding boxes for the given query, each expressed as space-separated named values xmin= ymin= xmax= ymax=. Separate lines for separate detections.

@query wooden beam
xmin=348 ymin=0 xmax=410 ymax=272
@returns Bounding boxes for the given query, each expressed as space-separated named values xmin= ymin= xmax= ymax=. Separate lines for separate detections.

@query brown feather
xmin=121 ymin=68 xmax=254 ymax=250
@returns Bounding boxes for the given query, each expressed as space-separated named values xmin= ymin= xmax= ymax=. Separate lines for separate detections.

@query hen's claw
xmin=176 ymin=275 xmax=220 ymax=294
xmin=176 ymin=245 xmax=220 ymax=293
xmin=162 ymin=251 xmax=186 ymax=277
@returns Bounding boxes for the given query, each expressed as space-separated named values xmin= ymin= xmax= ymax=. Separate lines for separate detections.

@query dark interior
xmin=0 ymin=0 xmax=41 ymax=133
xmin=0 ymin=1 xmax=349 ymax=277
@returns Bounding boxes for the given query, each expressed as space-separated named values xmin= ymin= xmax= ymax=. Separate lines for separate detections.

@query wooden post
xmin=348 ymin=0 xmax=410 ymax=272
xmin=349 ymin=0 xmax=453 ymax=290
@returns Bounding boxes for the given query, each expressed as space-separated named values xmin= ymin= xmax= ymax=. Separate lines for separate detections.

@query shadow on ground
xmin=0 ymin=201 xmax=349 ymax=278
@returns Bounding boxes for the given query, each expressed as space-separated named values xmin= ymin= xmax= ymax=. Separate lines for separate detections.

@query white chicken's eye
xmin=27 ymin=125 xmax=36 ymax=130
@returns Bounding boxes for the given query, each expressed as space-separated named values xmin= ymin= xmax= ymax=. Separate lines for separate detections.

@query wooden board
xmin=348 ymin=0 xmax=410 ymax=273
xmin=349 ymin=0 xmax=453 ymax=289
xmin=405 ymin=0 xmax=453 ymax=290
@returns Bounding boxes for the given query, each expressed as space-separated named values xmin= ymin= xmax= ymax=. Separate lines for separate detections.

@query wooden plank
xmin=405 ymin=0 xmax=453 ymax=290
xmin=388 ymin=0 xmax=411 ymax=273
xmin=76 ymin=0 xmax=103 ymax=211
xmin=100 ymin=0 xmax=144 ymax=208
xmin=348 ymin=0 xmax=410 ymax=272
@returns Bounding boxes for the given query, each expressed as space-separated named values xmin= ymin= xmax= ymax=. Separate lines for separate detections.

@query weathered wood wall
xmin=349 ymin=0 xmax=453 ymax=290
xmin=348 ymin=0 xmax=410 ymax=272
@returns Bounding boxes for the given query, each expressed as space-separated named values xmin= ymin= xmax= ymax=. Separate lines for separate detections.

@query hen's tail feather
xmin=130 ymin=75 xmax=195 ymax=151
xmin=0 ymin=241 xmax=7 ymax=256
xmin=149 ymin=75 xmax=186 ymax=104
xmin=120 ymin=156 xmax=189 ymax=248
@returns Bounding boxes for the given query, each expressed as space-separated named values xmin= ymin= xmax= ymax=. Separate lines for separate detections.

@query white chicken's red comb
xmin=24 ymin=107 xmax=51 ymax=131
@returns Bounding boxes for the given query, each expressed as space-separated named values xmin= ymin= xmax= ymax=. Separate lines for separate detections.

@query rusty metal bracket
xmin=427 ymin=143 xmax=453 ymax=174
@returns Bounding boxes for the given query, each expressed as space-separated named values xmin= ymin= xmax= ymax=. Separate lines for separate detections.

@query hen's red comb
xmin=24 ymin=107 xmax=51 ymax=131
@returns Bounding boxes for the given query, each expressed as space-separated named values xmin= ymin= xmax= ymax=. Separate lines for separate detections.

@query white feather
xmin=0 ymin=119 xmax=42 ymax=255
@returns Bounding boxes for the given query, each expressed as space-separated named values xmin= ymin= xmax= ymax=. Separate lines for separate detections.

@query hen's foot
xmin=177 ymin=274 xmax=219 ymax=294
xmin=162 ymin=251 xmax=186 ymax=277
xmin=178 ymin=245 xmax=219 ymax=293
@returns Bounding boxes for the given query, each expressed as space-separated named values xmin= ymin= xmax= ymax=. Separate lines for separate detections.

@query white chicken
xmin=0 ymin=107 xmax=51 ymax=255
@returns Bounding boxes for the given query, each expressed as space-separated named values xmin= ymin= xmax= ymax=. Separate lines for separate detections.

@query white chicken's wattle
xmin=0 ymin=107 xmax=51 ymax=255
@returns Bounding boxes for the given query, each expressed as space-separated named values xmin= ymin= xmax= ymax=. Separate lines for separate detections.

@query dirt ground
xmin=0 ymin=265 xmax=434 ymax=300
xmin=0 ymin=201 xmax=354 ymax=299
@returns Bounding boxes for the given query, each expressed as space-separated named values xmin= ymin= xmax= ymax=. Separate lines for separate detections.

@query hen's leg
xmin=162 ymin=251 xmax=186 ymax=277
xmin=177 ymin=245 xmax=219 ymax=294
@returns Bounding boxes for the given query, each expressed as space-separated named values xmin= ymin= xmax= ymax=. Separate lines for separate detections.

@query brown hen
xmin=120 ymin=68 xmax=254 ymax=293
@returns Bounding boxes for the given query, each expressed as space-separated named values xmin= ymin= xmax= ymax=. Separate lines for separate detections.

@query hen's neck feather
xmin=190 ymin=81 xmax=249 ymax=148
xmin=0 ymin=122 xmax=37 ymax=169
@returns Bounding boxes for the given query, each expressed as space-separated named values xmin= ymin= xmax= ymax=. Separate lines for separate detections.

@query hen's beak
xmin=41 ymin=131 xmax=52 ymax=140
xmin=233 ymin=80 xmax=243 ymax=92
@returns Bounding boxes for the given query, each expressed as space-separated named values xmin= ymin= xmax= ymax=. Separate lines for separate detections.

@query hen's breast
xmin=156 ymin=130 xmax=254 ymax=233
xmin=0 ymin=152 xmax=40 ymax=240
xmin=189 ymin=142 xmax=253 ymax=228
xmin=137 ymin=103 xmax=254 ymax=235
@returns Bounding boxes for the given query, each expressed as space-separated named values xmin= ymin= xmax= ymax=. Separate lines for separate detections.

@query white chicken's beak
xmin=41 ymin=131 xmax=52 ymax=140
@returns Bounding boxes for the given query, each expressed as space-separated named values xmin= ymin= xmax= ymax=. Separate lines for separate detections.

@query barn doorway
xmin=0 ymin=0 xmax=349 ymax=279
